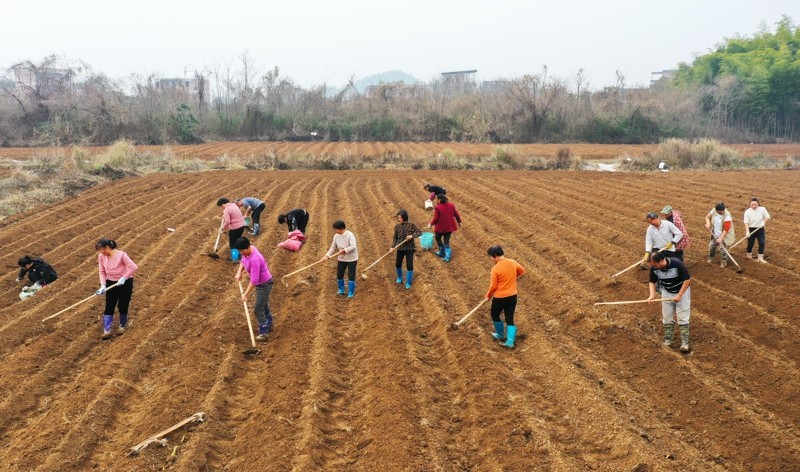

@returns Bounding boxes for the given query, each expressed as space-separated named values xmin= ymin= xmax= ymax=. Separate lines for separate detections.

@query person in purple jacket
xmin=234 ymin=237 xmax=275 ymax=341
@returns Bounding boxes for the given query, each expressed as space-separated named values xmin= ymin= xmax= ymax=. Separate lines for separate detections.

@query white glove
xmin=117 ymin=277 xmax=127 ymax=285
xmin=15 ymin=277 xmax=20 ymax=283
xmin=96 ymin=285 xmax=107 ymax=296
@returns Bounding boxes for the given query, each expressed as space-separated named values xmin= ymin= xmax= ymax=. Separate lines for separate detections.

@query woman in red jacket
xmin=427 ymin=194 xmax=462 ymax=262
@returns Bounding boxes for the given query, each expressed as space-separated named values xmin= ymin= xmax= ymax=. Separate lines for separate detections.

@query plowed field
xmin=1 ymin=170 xmax=798 ymax=471
xmin=2 ymin=141 xmax=800 ymax=160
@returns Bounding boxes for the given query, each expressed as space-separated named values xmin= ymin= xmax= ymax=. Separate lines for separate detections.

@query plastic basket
xmin=419 ymin=232 xmax=434 ymax=250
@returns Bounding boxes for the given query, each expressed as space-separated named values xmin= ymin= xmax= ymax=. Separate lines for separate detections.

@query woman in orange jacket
xmin=485 ymin=245 xmax=525 ymax=349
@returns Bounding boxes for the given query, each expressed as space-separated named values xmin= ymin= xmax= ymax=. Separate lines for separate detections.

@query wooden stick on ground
xmin=129 ymin=412 xmax=206 ymax=456
xmin=594 ymin=298 xmax=671 ymax=306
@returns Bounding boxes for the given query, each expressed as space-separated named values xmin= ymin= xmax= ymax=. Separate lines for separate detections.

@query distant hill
xmin=327 ymin=70 xmax=419 ymax=97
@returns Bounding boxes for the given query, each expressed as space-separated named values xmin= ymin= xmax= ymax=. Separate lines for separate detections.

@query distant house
xmin=441 ymin=70 xmax=477 ymax=84
xmin=480 ymin=80 xmax=510 ymax=94
xmin=650 ymin=70 xmax=677 ymax=88
xmin=156 ymin=77 xmax=210 ymax=97
xmin=11 ymin=62 xmax=73 ymax=97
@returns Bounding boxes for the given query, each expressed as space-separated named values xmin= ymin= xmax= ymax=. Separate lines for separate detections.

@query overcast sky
xmin=1 ymin=0 xmax=798 ymax=89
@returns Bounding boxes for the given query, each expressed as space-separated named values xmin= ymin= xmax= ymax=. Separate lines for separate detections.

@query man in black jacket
xmin=16 ymin=255 xmax=58 ymax=300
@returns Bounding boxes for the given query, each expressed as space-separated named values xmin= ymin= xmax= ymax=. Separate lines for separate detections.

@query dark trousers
xmin=252 ymin=203 xmax=266 ymax=225
xmin=229 ymin=226 xmax=245 ymax=249
xmin=746 ymin=227 xmax=766 ymax=254
xmin=105 ymin=278 xmax=134 ymax=315
xmin=395 ymin=250 xmax=415 ymax=270
xmin=491 ymin=295 xmax=517 ymax=326
xmin=31 ymin=273 xmax=57 ymax=286
xmin=297 ymin=212 xmax=309 ymax=234
xmin=336 ymin=261 xmax=357 ymax=281
xmin=435 ymin=232 xmax=452 ymax=248
xmin=254 ymin=281 xmax=274 ymax=330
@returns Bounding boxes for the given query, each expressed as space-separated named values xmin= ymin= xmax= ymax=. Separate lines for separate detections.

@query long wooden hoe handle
xmin=282 ymin=256 xmax=330 ymax=281
xmin=42 ymin=282 xmax=121 ymax=322
xmin=238 ymin=281 xmax=258 ymax=349
xmin=594 ymin=298 xmax=671 ymax=306
xmin=212 ymin=219 xmax=225 ymax=253
xmin=709 ymin=229 xmax=741 ymax=270
xmin=362 ymin=240 xmax=407 ymax=274
xmin=453 ymin=298 xmax=489 ymax=328
xmin=728 ymin=225 xmax=764 ymax=251
xmin=612 ymin=247 xmax=668 ymax=279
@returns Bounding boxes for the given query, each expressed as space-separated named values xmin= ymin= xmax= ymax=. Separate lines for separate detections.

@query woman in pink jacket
xmin=427 ymin=194 xmax=462 ymax=262
xmin=96 ymin=238 xmax=138 ymax=340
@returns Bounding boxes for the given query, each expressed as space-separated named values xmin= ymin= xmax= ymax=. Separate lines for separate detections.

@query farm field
xmin=2 ymin=141 xmax=800 ymax=161
xmin=0 ymin=169 xmax=799 ymax=471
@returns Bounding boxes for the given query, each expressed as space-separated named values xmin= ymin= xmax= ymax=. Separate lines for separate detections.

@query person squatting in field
xmin=643 ymin=212 xmax=684 ymax=265
xmin=388 ymin=210 xmax=422 ymax=290
xmin=705 ymin=202 xmax=736 ymax=268
xmin=95 ymin=238 xmax=138 ymax=340
xmin=278 ymin=208 xmax=310 ymax=235
xmin=217 ymin=197 xmax=246 ymax=262
xmin=234 ymin=237 xmax=274 ymax=341
xmin=423 ymin=183 xmax=446 ymax=202
xmin=323 ymin=220 xmax=358 ymax=298
xmin=660 ymin=205 xmax=691 ymax=260
xmin=647 ymin=252 xmax=692 ymax=353
xmin=743 ymin=197 xmax=771 ymax=263
xmin=427 ymin=194 xmax=461 ymax=262
xmin=16 ymin=255 xmax=58 ymax=300
xmin=485 ymin=245 xmax=525 ymax=349
xmin=236 ymin=197 xmax=266 ymax=236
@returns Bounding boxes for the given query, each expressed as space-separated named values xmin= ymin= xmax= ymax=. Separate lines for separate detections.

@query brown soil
xmin=2 ymin=142 xmax=800 ymax=161
xmin=0 ymin=170 xmax=798 ymax=471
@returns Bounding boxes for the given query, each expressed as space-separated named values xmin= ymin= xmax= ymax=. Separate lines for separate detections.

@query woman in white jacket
xmin=322 ymin=220 xmax=359 ymax=298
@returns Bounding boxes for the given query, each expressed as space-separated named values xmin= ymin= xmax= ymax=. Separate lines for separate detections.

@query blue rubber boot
xmin=337 ymin=279 xmax=345 ymax=295
xmin=119 ymin=313 xmax=128 ymax=329
xmin=396 ymin=267 xmax=403 ymax=284
xmin=347 ymin=281 xmax=356 ymax=298
xmin=405 ymin=270 xmax=414 ymax=290
xmin=101 ymin=314 xmax=113 ymax=340
xmin=436 ymin=246 xmax=445 ymax=258
xmin=443 ymin=247 xmax=452 ymax=262
xmin=258 ymin=323 xmax=269 ymax=336
xmin=503 ymin=326 xmax=517 ymax=349
xmin=492 ymin=321 xmax=505 ymax=340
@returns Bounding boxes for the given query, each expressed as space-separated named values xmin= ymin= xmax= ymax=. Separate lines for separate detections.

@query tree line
xmin=1 ymin=18 xmax=798 ymax=147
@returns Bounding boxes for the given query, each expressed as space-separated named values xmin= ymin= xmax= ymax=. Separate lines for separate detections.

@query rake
xmin=451 ymin=298 xmax=489 ymax=330
xmin=42 ymin=282 xmax=122 ymax=322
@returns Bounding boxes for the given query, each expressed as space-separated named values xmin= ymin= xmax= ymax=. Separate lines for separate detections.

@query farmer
xmin=647 ymin=252 xmax=692 ymax=353
xmin=743 ymin=197 xmax=771 ymax=263
xmin=234 ymin=237 xmax=274 ymax=341
xmin=423 ymin=183 xmax=446 ymax=202
xmin=388 ymin=210 xmax=422 ymax=289
xmin=16 ymin=255 xmax=58 ymax=300
xmin=643 ymin=212 xmax=683 ymax=264
xmin=660 ymin=205 xmax=691 ymax=261
xmin=427 ymin=194 xmax=462 ymax=262
xmin=217 ymin=197 xmax=246 ymax=262
xmin=278 ymin=208 xmax=310 ymax=235
xmin=95 ymin=238 xmax=138 ymax=340
xmin=322 ymin=220 xmax=358 ymax=298
xmin=705 ymin=202 xmax=736 ymax=267
xmin=486 ymin=245 xmax=525 ymax=349
xmin=235 ymin=197 xmax=266 ymax=236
